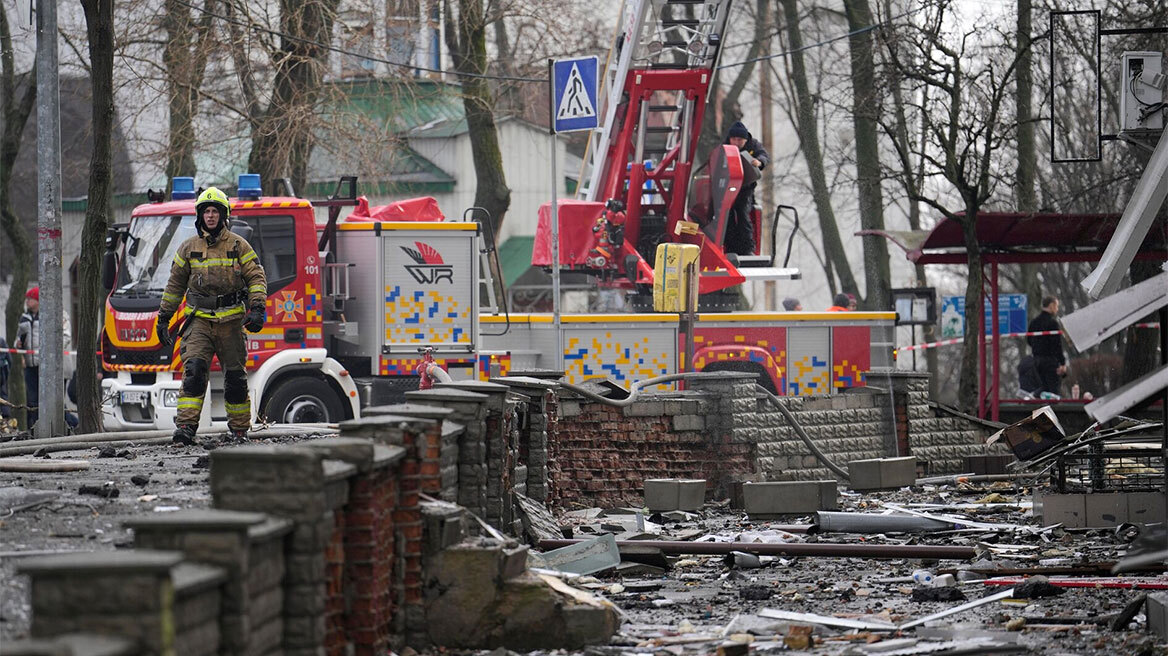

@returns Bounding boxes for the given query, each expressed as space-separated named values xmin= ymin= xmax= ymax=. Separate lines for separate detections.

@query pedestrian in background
xmin=782 ymin=297 xmax=802 ymax=311
xmin=0 ymin=336 xmax=9 ymax=420
xmin=1027 ymin=295 xmax=1066 ymax=397
xmin=15 ymin=288 xmax=72 ymax=428
xmin=827 ymin=293 xmax=850 ymax=312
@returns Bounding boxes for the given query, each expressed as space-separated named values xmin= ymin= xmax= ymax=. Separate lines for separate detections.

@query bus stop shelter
xmin=861 ymin=211 xmax=1168 ymax=420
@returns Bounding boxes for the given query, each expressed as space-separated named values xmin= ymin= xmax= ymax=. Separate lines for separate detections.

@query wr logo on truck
xmin=401 ymin=242 xmax=454 ymax=285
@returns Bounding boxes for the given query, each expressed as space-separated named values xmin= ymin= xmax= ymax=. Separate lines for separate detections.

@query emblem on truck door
xmin=401 ymin=242 xmax=454 ymax=285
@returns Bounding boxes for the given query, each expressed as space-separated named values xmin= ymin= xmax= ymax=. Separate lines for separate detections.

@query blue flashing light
xmin=171 ymin=177 xmax=196 ymax=200
xmin=237 ymin=173 xmax=262 ymax=200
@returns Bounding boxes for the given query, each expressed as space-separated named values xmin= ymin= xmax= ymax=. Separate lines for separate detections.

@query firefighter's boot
xmin=172 ymin=424 xmax=198 ymax=446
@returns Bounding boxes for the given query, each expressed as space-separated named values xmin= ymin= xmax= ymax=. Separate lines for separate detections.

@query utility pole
xmin=759 ymin=22 xmax=775 ymax=311
xmin=36 ymin=0 xmax=65 ymax=437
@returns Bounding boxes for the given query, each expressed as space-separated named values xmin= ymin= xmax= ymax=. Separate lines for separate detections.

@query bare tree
xmin=778 ymin=0 xmax=859 ymax=298
xmin=877 ymin=0 xmax=939 ymax=395
xmin=444 ymin=0 xmax=510 ymax=237
xmin=76 ymin=0 xmax=116 ymax=433
xmin=0 ymin=2 xmax=34 ymax=429
xmin=163 ymin=0 xmax=215 ymax=179
xmin=843 ymin=0 xmax=890 ymax=310
xmin=882 ymin=0 xmax=1027 ymax=410
xmin=219 ymin=0 xmax=340 ymax=193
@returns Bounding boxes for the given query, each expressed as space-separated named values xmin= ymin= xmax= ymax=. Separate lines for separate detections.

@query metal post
xmin=683 ymin=261 xmax=698 ymax=373
xmin=978 ymin=264 xmax=986 ymax=418
xmin=1160 ymin=305 xmax=1166 ymax=525
xmin=548 ymin=60 xmax=562 ymax=371
xmin=35 ymin=0 xmax=64 ymax=438
xmin=990 ymin=260 xmax=1000 ymax=422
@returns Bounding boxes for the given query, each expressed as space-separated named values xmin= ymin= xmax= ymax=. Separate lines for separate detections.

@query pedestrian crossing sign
xmin=552 ymin=56 xmax=599 ymax=133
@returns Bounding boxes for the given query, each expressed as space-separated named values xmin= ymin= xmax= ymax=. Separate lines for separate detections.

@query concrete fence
xmin=9 ymin=371 xmax=1000 ymax=655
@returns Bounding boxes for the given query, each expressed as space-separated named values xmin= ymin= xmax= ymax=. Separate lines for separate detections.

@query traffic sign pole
xmin=549 ymin=55 xmax=599 ymax=373
xmin=548 ymin=59 xmax=562 ymax=370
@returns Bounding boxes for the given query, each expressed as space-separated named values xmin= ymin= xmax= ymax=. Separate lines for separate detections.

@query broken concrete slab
xmin=743 ymin=480 xmax=837 ymax=517
xmin=1036 ymin=491 xmax=1167 ymax=528
xmin=424 ymin=545 xmax=618 ymax=650
xmin=644 ymin=479 xmax=707 ymax=512
xmin=1148 ymin=591 xmax=1168 ymax=640
xmin=527 ymin=534 xmax=620 ymax=576
xmin=848 ymin=457 xmax=917 ymax=491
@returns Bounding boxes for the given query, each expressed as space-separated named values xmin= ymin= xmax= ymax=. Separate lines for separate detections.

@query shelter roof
xmin=861 ymin=212 xmax=1168 ymax=264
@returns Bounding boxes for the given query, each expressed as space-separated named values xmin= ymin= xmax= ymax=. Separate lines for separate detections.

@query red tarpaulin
xmin=344 ymin=196 xmax=445 ymax=222
xmin=531 ymin=200 xmax=608 ymax=266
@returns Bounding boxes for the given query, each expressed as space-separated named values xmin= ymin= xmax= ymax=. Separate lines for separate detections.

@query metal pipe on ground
xmin=810 ymin=511 xmax=960 ymax=534
xmin=915 ymin=473 xmax=1040 ymax=485
xmin=0 ymin=424 xmax=339 ymax=457
xmin=537 ymin=539 xmax=976 ymax=560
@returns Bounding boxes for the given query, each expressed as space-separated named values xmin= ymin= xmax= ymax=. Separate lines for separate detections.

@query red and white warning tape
xmin=0 ymin=347 xmax=80 ymax=356
xmin=898 ymin=323 xmax=1160 ymax=353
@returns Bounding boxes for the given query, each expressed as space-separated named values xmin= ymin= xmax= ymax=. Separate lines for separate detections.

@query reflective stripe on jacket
xmin=159 ymin=230 xmax=267 ymax=322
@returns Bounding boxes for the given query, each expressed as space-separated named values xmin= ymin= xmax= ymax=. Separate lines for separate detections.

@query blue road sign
xmin=940 ymin=294 xmax=1028 ymax=338
xmin=552 ymin=57 xmax=599 ymax=133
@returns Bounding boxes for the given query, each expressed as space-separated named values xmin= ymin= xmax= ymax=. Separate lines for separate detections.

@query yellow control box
xmin=652 ymin=243 xmax=700 ymax=312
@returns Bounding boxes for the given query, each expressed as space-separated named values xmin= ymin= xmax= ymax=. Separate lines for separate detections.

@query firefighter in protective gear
xmin=156 ymin=187 xmax=267 ymax=444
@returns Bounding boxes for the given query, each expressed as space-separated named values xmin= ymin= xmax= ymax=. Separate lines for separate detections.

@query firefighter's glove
xmin=156 ymin=314 xmax=173 ymax=349
xmin=244 ymin=305 xmax=265 ymax=333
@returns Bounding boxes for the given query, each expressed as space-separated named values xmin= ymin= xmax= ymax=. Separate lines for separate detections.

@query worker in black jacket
xmin=724 ymin=121 xmax=769 ymax=256
xmin=1026 ymin=296 xmax=1066 ymax=396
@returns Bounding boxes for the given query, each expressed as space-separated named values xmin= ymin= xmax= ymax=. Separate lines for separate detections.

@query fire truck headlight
xmin=162 ymin=390 xmax=180 ymax=407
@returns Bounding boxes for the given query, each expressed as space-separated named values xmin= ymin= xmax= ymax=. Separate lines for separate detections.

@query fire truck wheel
xmin=262 ymin=376 xmax=346 ymax=424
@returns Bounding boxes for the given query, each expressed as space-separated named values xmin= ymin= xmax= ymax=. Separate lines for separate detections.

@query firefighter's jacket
xmin=159 ymin=230 xmax=267 ymax=322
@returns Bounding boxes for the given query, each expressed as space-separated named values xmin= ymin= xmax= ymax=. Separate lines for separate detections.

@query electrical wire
xmin=717 ymin=5 xmax=928 ymax=71
xmin=172 ymin=0 xmax=546 ymax=83
xmin=173 ymin=0 xmax=927 ymax=83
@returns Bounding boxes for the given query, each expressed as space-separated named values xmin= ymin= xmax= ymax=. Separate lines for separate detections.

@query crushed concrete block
xmin=963 ymin=454 xmax=1014 ymax=475
xmin=1085 ymin=493 xmax=1127 ymax=527
xmin=425 ymin=546 xmax=618 ymax=650
xmin=1036 ymin=492 xmax=1085 ymax=527
xmin=1128 ymin=492 xmax=1167 ymax=525
xmin=643 ymin=479 xmax=677 ymax=512
xmin=1149 ymin=592 xmax=1168 ymax=641
xmin=743 ymin=481 xmax=837 ymax=517
xmin=643 ymin=479 xmax=706 ymax=512
xmin=676 ymin=480 xmax=706 ymax=511
xmin=847 ymin=457 xmax=916 ymax=491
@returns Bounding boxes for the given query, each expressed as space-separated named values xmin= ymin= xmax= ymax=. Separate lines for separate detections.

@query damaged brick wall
xmin=533 ymin=371 xmax=1001 ymax=505
xmin=546 ymin=390 xmax=755 ymax=508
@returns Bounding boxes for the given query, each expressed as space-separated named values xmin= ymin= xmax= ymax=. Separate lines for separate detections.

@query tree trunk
xmin=78 ymin=0 xmax=115 ymax=433
xmin=843 ymin=0 xmax=889 ymax=310
xmin=444 ymin=0 xmax=510 ymax=238
xmin=246 ymin=0 xmax=338 ymax=193
xmin=780 ymin=0 xmax=858 ymax=296
xmin=162 ymin=0 xmax=213 ymax=180
xmin=1 ymin=2 xmax=35 ymax=429
xmin=958 ymin=211 xmax=982 ymax=412
xmin=1013 ymin=0 xmax=1041 ymax=315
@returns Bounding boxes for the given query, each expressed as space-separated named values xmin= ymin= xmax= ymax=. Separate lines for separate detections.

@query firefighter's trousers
xmin=176 ymin=316 xmax=252 ymax=431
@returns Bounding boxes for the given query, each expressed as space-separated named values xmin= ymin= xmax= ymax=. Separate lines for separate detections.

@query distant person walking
xmin=782 ymin=297 xmax=802 ymax=311
xmin=15 ymin=288 xmax=72 ymax=428
xmin=1027 ymin=296 xmax=1066 ymax=396
xmin=827 ymin=293 xmax=851 ymax=312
